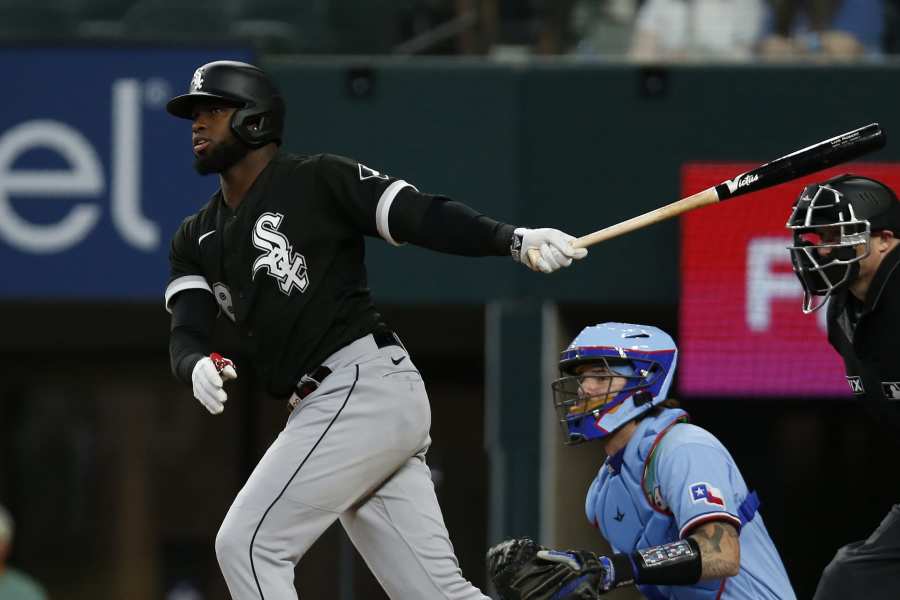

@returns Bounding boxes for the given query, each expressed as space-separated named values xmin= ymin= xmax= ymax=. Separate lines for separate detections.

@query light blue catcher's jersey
xmin=585 ymin=408 xmax=795 ymax=600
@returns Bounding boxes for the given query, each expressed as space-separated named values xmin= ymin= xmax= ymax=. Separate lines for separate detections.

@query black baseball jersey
xmin=826 ymin=245 xmax=900 ymax=432
xmin=166 ymin=152 xmax=514 ymax=397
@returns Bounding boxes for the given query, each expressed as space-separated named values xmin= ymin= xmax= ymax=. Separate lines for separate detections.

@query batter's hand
xmin=512 ymin=228 xmax=588 ymax=273
xmin=192 ymin=353 xmax=237 ymax=414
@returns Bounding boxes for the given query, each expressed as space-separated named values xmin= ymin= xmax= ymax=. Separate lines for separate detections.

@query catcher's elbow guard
xmin=630 ymin=538 xmax=702 ymax=586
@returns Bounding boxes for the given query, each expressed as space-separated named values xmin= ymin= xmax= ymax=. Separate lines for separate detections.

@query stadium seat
xmin=230 ymin=0 xmax=333 ymax=54
xmin=326 ymin=0 xmax=406 ymax=53
xmin=0 ymin=0 xmax=74 ymax=38
xmin=68 ymin=0 xmax=135 ymax=38
xmin=122 ymin=0 xmax=232 ymax=40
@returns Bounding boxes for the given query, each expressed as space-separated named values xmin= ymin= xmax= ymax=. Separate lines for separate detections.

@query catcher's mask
xmin=786 ymin=174 xmax=900 ymax=313
xmin=551 ymin=323 xmax=677 ymax=445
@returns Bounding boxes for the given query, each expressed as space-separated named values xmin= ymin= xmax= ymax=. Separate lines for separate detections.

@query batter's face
xmin=190 ymin=102 xmax=250 ymax=175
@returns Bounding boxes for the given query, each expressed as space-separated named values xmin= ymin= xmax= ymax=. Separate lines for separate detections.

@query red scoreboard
xmin=678 ymin=163 xmax=900 ymax=397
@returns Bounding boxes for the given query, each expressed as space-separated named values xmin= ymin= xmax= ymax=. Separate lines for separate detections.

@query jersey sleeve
xmin=317 ymin=153 xmax=416 ymax=245
xmin=318 ymin=153 xmax=515 ymax=256
xmin=165 ymin=216 xmax=213 ymax=313
xmin=655 ymin=435 xmax=743 ymax=538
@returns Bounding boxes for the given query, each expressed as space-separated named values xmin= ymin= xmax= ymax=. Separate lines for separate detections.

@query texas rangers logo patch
xmin=848 ymin=376 xmax=864 ymax=394
xmin=251 ymin=212 xmax=309 ymax=295
xmin=689 ymin=482 xmax=725 ymax=507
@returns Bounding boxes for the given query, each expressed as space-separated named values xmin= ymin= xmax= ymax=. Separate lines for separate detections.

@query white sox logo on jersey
xmin=251 ymin=212 xmax=309 ymax=295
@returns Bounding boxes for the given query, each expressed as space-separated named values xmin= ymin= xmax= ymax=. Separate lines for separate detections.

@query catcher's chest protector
xmin=587 ymin=410 xmax=688 ymax=555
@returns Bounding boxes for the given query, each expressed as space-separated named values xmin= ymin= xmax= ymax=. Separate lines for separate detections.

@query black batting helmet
xmin=166 ymin=60 xmax=285 ymax=148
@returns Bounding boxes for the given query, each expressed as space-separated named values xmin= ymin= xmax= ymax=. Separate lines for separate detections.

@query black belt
xmin=288 ymin=331 xmax=403 ymax=411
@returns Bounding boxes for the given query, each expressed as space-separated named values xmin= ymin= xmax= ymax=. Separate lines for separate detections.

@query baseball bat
xmin=528 ymin=123 xmax=885 ymax=265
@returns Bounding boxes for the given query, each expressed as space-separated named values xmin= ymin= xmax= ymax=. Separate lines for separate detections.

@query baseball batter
xmin=787 ymin=174 xmax=900 ymax=599
xmin=487 ymin=323 xmax=795 ymax=599
xmin=163 ymin=60 xmax=587 ymax=599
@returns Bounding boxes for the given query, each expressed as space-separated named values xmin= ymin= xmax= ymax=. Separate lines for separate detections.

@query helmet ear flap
xmin=231 ymin=105 xmax=283 ymax=148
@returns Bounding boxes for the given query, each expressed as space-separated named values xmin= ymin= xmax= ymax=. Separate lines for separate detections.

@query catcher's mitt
xmin=487 ymin=538 xmax=607 ymax=600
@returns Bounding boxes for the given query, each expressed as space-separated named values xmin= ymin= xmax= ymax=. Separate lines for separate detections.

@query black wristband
xmin=632 ymin=538 xmax=702 ymax=586
xmin=510 ymin=229 xmax=524 ymax=262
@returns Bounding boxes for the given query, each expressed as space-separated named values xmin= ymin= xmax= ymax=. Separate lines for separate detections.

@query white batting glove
xmin=192 ymin=353 xmax=237 ymax=414
xmin=511 ymin=227 xmax=588 ymax=273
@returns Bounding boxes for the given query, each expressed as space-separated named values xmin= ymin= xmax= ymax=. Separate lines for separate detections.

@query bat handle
xmin=522 ymin=186 xmax=719 ymax=267
xmin=573 ymin=186 xmax=720 ymax=249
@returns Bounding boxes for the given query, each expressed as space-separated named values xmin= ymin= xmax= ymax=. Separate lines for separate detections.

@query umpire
xmin=787 ymin=174 xmax=900 ymax=599
xmin=163 ymin=60 xmax=587 ymax=599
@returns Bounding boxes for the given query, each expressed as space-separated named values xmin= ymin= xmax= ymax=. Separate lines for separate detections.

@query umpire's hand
xmin=512 ymin=228 xmax=588 ymax=273
xmin=192 ymin=352 xmax=237 ymax=414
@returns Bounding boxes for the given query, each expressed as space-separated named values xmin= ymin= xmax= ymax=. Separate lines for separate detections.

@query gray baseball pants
xmin=214 ymin=333 xmax=489 ymax=600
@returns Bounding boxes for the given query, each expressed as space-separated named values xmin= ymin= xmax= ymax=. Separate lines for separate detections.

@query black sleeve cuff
xmin=172 ymin=349 xmax=205 ymax=384
xmin=169 ymin=290 xmax=217 ymax=384
xmin=388 ymin=188 xmax=517 ymax=257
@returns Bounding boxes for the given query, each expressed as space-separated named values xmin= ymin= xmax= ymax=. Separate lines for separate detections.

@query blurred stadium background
xmin=3 ymin=1 xmax=900 ymax=598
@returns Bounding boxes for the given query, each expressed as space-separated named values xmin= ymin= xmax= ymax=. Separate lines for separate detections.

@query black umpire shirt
xmin=826 ymin=244 xmax=900 ymax=432
xmin=166 ymin=152 xmax=515 ymax=398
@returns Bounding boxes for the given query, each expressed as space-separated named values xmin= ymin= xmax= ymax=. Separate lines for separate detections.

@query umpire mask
xmin=786 ymin=176 xmax=889 ymax=313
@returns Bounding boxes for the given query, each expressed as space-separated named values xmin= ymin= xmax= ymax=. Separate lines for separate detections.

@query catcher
xmin=487 ymin=323 xmax=795 ymax=599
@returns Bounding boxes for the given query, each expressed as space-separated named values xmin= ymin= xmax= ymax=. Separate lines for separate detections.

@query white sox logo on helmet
xmin=251 ymin=212 xmax=309 ymax=295
xmin=191 ymin=68 xmax=204 ymax=91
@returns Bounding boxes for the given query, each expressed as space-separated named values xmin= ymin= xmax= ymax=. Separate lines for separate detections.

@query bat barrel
xmin=567 ymin=123 xmax=886 ymax=253
xmin=714 ymin=123 xmax=886 ymax=201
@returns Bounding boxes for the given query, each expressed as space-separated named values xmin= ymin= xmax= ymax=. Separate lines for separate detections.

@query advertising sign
xmin=0 ymin=47 xmax=253 ymax=299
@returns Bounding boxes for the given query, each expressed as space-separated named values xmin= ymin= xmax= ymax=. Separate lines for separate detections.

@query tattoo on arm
xmin=696 ymin=523 xmax=724 ymax=552
xmin=690 ymin=522 xmax=740 ymax=579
